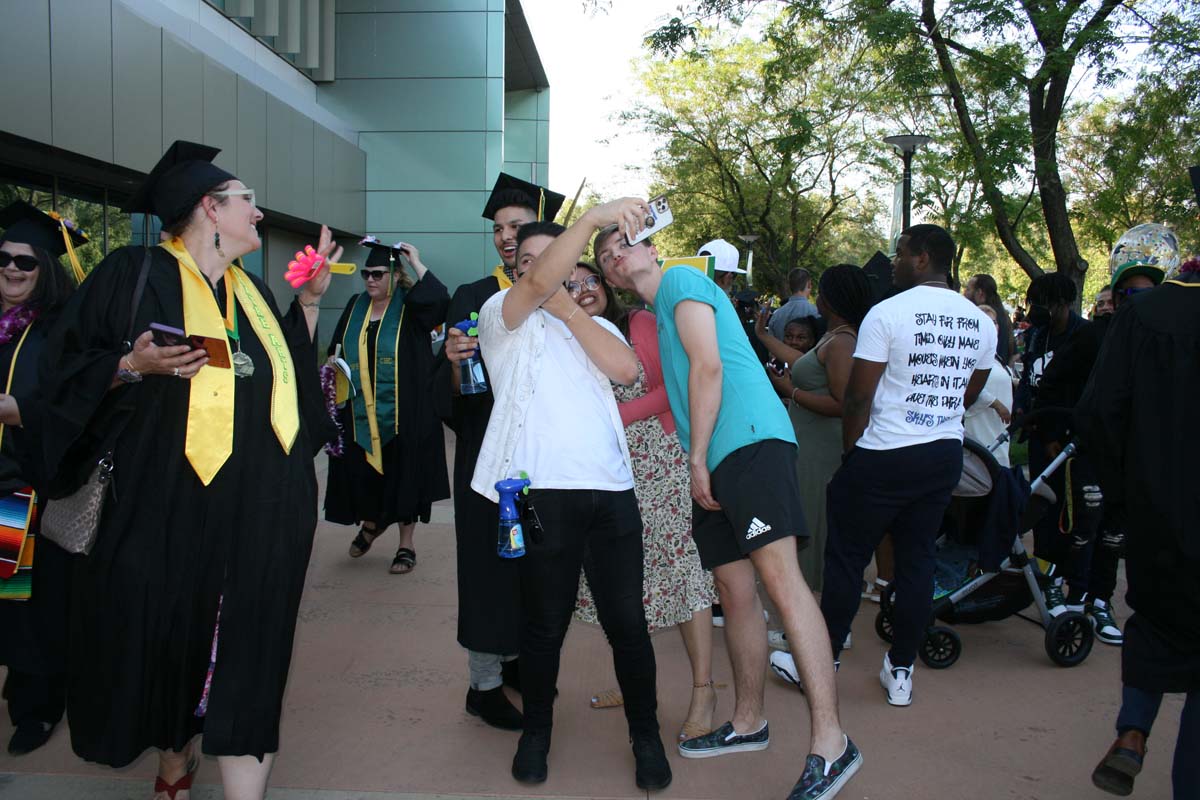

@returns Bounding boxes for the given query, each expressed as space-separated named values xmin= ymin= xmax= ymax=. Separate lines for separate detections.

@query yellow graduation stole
xmin=491 ymin=265 xmax=513 ymax=290
xmin=161 ymin=238 xmax=299 ymax=485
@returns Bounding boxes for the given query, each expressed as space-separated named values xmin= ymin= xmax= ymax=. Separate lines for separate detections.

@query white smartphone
xmin=627 ymin=195 xmax=674 ymax=245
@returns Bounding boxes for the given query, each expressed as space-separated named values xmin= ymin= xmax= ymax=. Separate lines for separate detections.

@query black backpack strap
xmin=122 ymin=247 xmax=153 ymax=354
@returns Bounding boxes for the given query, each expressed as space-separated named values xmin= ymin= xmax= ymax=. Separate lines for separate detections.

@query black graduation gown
xmin=0 ymin=317 xmax=72 ymax=677
xmin=324 ymin=273 xmax=450 ymax=526
xmin=1076 ymin=282 xmax=1200 ymax=693
xmin=30 ymin=245 xmax=332 ymax=766
xmin=431 ymin=275 xmax=520 ymax=655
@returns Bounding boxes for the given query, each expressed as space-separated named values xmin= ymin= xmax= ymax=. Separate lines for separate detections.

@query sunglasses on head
xmin=566 ymin=274 xmax=601 ymax=297
xmin=361 ymin=269 xmax=390 ymax=281
xmin=0 ymin=252 xmax=39 ymax=272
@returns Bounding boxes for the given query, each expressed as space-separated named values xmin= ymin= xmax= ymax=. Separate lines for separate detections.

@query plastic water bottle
xmin=453 ymin=316 xmax=488 ymax=395
xmin=495 ymin=477 xmax=531 ymax=558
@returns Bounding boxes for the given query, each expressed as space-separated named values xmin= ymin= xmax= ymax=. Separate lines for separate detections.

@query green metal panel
xmin=236 ymin=77 xmax=269 ymax=208
xmin=162 ymin=34 xmax=205 ymax=156
xmin=204 ymin=58 xmax=240 ymax=174
xmin=291 ymin=110 xmax=316 ymax=221
xmin=359 ymin=132 xmax=486 ymax=191
xmin=366 ymin=190 xmax=488 ymax=233
xmin=112 ymin=4 xmax=163 ymax=172
xmin=319 ymin=78 xmax=488 ymax=132
xmin=336 ymin=12 xmax=486 ymax=79
xmin=0 ymin=0 xmax=51 ymax=144
xmin=339 ymin=0 xmax=487 ymax=9
xmin=486 ymin=78 xmax=505 ymax=131
xmin=503 ymin=119 xmax=536 ymax=163
xmin=504 ymin=90 xmax=538 ymax=120
xmin=265 ymin=94 xmax=294 ymax=215
xmin=50 ymin=0 xmax=113 ymax=162
xmin=486 ymin=10 xmax=503 ymax=77
xmin=500 ymin=162 xmax=531 ymax=182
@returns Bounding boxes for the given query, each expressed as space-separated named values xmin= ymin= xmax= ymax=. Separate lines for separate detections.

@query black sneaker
xmin=786 ymin=735 xmax=862 ymax=799
xmin=511 ymin=728 xmax=551 ymax=784
xmin=678 ymin=720 xmax=769 ymax=759
xmin=632 ymin=734 xmax=672 ymax=790
xmin=466 ymin=686 xmax=523 ymax=730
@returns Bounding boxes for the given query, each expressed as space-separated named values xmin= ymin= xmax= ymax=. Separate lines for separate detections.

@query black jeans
xmin=518 ymin=488 xmax=658 ymax=737
xmin=822 ymin=440 xmax=963 ymax=667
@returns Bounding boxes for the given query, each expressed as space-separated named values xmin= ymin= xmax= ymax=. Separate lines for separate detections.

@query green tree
xmin=641 ymin=0 xmax=1200 ymax=304
xmin=627 ymin=25 xmax=888 ymax=295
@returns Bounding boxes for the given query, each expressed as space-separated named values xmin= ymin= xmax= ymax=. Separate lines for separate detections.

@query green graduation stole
xmin=341 ymin=291 xmax=406 ymax=473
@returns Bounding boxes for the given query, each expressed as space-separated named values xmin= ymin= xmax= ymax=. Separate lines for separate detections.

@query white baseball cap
xmin=697 ymin=238 xmax=745 ymax=274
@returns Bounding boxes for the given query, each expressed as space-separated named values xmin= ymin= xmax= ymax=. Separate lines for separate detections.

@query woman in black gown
xmin=0 ymin=141 xmax=337 ymax=800
xmin=0 ymin=201 xmax=79 ymax=755
xmin=324 ymin=238 xmax=449 ymax=574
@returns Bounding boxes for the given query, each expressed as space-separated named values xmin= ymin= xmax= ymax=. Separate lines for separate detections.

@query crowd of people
xmin=0 ymin=139 xmax=1195 ymax=800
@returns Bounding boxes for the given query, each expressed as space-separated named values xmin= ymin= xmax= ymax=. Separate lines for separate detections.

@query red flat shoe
xmin=154 ymin=756 xmax=198 ymax=800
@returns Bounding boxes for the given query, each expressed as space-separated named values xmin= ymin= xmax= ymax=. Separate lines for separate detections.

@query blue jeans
xmin=1116 ymin=684 xmax=1199 ymax=799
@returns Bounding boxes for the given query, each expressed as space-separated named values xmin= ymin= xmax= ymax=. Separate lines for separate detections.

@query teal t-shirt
xmin=654 ymin=266 xmax=796 ymax=471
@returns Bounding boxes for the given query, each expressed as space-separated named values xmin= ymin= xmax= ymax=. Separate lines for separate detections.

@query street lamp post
xmin=738 ymin=234 xmax=759 ymax=286
xmin=883 ymin=134 xmax=932 ymax=231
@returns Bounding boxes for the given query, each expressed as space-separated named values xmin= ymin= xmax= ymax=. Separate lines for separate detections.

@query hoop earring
xmin=214 ymin=228 xmax=225 ymax=258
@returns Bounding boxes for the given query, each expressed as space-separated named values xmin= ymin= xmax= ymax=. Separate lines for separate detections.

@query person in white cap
xmin=698 ymin=239 xmax=745 ymax=297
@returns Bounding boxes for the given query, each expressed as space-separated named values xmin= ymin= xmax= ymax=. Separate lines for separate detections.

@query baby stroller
xmin=873 ymin=411 xmax=1095 ymax=670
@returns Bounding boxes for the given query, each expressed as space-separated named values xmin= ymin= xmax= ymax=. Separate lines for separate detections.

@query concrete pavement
xmin=0 ymin=439 xmax=1182 ymax=799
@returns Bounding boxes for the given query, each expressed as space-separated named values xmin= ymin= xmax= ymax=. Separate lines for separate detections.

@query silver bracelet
xmin=298 ymin=297 xmax=320 ymax=309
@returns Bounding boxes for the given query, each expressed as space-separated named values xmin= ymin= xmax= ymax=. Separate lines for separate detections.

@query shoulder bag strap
xmin=122 ymin=247 xmax=153 ymax=354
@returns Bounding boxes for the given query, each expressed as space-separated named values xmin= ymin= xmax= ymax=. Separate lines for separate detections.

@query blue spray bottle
xmin=496 ymin=476 xmax=531 ymax=558
xmin=452 ymin=313 xmax=488 ymax=395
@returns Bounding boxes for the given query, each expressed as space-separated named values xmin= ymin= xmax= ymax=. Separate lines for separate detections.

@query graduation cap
xmin=482 ymin=173 xmax=566 ymax=222
xmin=861 ymin=250 xmax=899 ymax=304
xmin=0 ymin=200 xmax=91 ymax=283
xmin=122 ymin=140 xmax=237 ymax=228
xmin=359 ymin=236 xmax=405 ymax=296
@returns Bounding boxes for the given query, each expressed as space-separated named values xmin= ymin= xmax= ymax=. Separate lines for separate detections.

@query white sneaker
xmin=879 ymin=652 xmax=913 ymax=706
xmin=767 ymin=629 xmax=790 ymax=652
xmin=769 ymin=650 xmax=800 ymax=687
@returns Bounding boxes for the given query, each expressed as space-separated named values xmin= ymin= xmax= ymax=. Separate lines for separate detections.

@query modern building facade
xmin=0 ymin=0 xmax=550 ymax=336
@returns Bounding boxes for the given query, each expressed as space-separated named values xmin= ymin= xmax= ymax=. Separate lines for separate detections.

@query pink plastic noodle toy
xmin=285 ymin=245 xmax=326 ymax=288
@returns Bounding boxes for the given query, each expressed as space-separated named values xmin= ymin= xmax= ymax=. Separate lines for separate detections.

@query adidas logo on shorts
xmin=745 ymin=517 xmax=772 ymax=540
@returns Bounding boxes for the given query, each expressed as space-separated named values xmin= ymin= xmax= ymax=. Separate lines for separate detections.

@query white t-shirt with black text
xmin=854 ymin=286 xmax=997 ymax=451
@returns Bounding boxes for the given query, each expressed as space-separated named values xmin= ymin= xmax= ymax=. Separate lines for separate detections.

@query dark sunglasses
xmin=361 ymin=269 xmax=390 ymax=281
xmin=0 ymin=252 xmax=39 ymax=272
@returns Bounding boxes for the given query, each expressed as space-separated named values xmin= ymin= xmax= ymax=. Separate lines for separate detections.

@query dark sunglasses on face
xmin=0 ymin=252 xmax=39 ymax=272
xmin=566 ymin=274 xmax=601 ymax=297
xmin=361 ymin=269 xmax=389 ymax=281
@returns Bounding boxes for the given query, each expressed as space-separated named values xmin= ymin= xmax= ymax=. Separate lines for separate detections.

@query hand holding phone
xmin=149 ymin=323 xmax=231 ymax=369
xmin=626 ymin=195 xmax=673 ymax=246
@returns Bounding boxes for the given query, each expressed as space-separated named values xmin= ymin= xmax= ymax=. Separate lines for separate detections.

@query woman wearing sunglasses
xmin=568 ymin=260 xmax=719 ymax=744
xmin=324 ymin=238 xmax=450 ymax=575
xmin=0 ymin=141 xmax=342 ymax=800
xmin=0 ymin=202 xmax=80 ymax=757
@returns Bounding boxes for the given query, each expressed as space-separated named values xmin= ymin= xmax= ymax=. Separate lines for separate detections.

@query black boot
xmin=465 ymin=686 xmax=523 ymax=731
xmin=512 ymin=728 xmax=551 ymax=784
xmin=632 ymin=732 xmax=672 ymax=790
xmin=501 ymin=658 xmax=521 ymax=692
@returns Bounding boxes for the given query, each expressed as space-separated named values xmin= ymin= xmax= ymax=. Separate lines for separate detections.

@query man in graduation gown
xmin=1079 ymin=254 xmax=1200 ymax=798
xmin=432 ymin=174 xmax=565 ymax=731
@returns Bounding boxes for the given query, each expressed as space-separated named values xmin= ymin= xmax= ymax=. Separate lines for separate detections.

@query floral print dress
xmin=576 ymin=312 xmax=716 ymax=632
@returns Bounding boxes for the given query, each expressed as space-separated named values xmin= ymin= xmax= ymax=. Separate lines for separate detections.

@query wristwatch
xmin=116 ymin=355 xmax=143 ymax=384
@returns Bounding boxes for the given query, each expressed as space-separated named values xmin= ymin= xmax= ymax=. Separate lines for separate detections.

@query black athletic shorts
xmin=692 ymin=439 xmax=808 ymax=570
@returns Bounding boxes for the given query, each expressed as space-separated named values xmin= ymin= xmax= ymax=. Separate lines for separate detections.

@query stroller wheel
xmin=874 ymin=610 xmax=894 ymax=644
xmin=919 ymin=626 xmax=962 ymax=669
xmin=1045 ymin=611 xmax=1094 ymax=667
